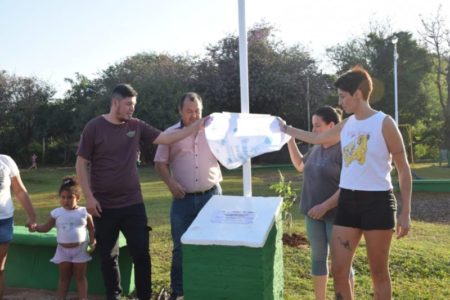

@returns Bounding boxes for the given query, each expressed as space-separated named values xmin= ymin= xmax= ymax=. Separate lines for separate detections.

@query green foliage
xmin=328 ymin=31 xmax=433 ymax=125
xmin=99 ymin=53 xmax=193 ymax=129
xmin=327 ymin=29 xmax=439 ymax=159
xmin=269 ymin=171 xmax=298 ymax=230
xmin=413 ymin=120 xmax=441 ymax=159
xmin=0 ymin=72 xmax=55 ymax=164
xmin=194 ymin=23 xmax=332 ymax=130
xmin=419 ymin=6 xmax=450 ymax=150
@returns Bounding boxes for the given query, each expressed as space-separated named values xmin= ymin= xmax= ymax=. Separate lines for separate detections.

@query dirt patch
xmin=282 ymin=232 xmax=309 ymax=248
xmin=409 ymin=192 xmax=450 ymax=224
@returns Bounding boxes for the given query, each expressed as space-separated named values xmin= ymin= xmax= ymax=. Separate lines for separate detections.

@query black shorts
xmin=334 ymin=188 xmax=397 ymax=230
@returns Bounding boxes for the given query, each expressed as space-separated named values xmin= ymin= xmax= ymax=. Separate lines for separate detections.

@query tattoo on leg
xmin=338 ymin=237 xmax=351 ymax=251
xmin=335 ymin=292 xmax=343 ymax=300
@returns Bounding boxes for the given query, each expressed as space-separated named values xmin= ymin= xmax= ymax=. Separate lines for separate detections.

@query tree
xmin=420 ymin=5 xmax=450 ymax=149
xmin=194 ymin=23 xmax=332 ymax=131
xmin=98 ymin=53 xmax=194 ymax=128
xmin=38 ymin=74 xmax=101 ymax=164
xmin=0 ymin=71 xmax=55 ymax=164
xmin=96 ymin=53 xmax=195 ymax=163
xmin=327 ymin=30 xmax=435 ymax=158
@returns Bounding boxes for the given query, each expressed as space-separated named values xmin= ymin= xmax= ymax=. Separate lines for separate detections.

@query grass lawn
xmin=410 ymin=162 xmax=450 ymax=179
xmin=12 ymin=165 xmax=450 ymax=299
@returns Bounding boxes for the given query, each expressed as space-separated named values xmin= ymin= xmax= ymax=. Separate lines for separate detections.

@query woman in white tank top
xmin=280 ymin=66 xmax=412 ymax=300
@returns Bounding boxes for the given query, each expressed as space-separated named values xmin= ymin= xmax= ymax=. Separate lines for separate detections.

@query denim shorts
xmin=334 ymin=188 xmax=397 ymax=230
xmin=0 ymin=217 xmax=14 ymax=244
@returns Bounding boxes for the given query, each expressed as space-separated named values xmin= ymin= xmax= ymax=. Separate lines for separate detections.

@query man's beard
xmin=118 ymin=112 xmax=132 ymax=122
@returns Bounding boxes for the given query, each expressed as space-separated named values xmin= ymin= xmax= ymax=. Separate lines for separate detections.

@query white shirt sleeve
xmin=50 ymin=207 xmax=61 ymax=219
xmin=0 ymin=155 xmax=19 ymax=178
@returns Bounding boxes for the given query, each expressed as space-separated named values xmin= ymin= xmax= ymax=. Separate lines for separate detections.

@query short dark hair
xmin=112 ymin=84 xmax=138 ymax=99
xmin=59 ymin=176 xmax=81 ymax=197
xmin=314 ymin=106 xmax=343 ymax=125
xmin=178 ymin=92 xmax=202 ymax=109
xmin=334 ymin=66 xmax=373 ymax=101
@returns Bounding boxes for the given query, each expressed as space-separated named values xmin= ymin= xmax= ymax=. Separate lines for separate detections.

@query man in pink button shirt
xmin=154 ymin=92 xmax=222 ymax=300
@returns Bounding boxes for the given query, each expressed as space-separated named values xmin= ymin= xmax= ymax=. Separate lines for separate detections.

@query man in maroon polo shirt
xmin=76 ymin=84 xmax=204 ymax=300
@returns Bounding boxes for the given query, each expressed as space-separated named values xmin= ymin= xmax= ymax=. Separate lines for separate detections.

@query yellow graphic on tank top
xmin=343 ymin=134 xmax=370 ymax=167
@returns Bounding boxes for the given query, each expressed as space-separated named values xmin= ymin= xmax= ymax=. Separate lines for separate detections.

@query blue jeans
xmin=170 ymin=184 xmax=222 ymax=295
xmin=305 ymin=215 xmax=333 ymax=276
xmin=306 ymin=216 xmax=355 ymax=278
xmin=94 ymin=203 xmax=151 ymax=300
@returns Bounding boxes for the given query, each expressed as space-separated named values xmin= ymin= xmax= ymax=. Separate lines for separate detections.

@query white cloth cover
xmin=205 ymin=113 xmax=290 ymax=169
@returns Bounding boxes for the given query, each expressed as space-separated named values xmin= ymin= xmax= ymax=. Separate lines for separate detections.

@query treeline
xmin=1 ymin=20 xmax=449 ymax=167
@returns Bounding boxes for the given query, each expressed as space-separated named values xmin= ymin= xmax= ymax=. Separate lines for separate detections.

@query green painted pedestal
xmin=394 ymin=179 xmax=450 ymax=192
xmin=182 ymin=196 xmax=284 ymax=300
xmin=6 ymin=226 xmax=135 ymax=295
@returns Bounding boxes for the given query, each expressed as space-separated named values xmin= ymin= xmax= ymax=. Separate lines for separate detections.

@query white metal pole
xmin=393 ymin=40 xmax=399 ymax=124
xmin=238 ymin=0 xmax=252 ymax=196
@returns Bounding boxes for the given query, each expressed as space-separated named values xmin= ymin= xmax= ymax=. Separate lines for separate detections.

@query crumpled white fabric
xmin=205 ymin=112 xmax=290 ymax=169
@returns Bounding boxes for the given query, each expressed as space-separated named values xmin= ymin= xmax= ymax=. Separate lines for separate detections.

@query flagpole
xmin=238 ymin=0 xmax=252 ymax=196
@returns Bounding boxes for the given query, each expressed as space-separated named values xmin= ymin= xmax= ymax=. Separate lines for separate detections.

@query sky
xmin=0 ymin=0 xmax=447 ymax=97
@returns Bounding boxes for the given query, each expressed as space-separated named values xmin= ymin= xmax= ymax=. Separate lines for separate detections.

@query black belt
xmin=185 ymin=185 xmax=217 ymax=196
